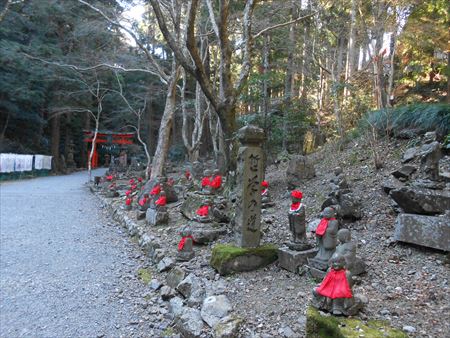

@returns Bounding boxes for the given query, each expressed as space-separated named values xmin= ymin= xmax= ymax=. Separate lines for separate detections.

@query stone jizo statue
xmin=311 ymin=253 xmax=364 ymax=316
xmin=288 ymin=190 xmax=311 ymax=251
xmin=177 ymin=226 xmax=195 ymax=261
xmin=193 ymin=199 xmax=214 ymax=223
xmin=311 ymin=207 xmax=339 ymax=269
xmin=201 ymin=169 xmax=213 ymax=194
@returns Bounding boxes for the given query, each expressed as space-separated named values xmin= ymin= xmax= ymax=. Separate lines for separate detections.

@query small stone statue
xmin=210 ymin=169 xmax=223 ymax=193
xmin=288 ymin=190 xmax=311 ymax=251
xmin=330 ymin=166 xmax=349 ymax=193
xmin=335 ymin=229 xmax=366 ymax=277
xmin=124 ymin=197 xmax=133 ymax=211
xmin=138 ymin=193 xmax=150 ymax=211
xmin=177 ymin=226 xmax=195 ymax=261
xmin=146 ymin=190 xmax=169 ymax=226
xmin=309 ymin=207 xmax=339 ymax=271
xmin=200 ymin=169 xmax=213 ymax=194
xmin=105 ymin=182 xmax=119 ymax=198
xmin=261 ymin=180 xmax=274 ymax=208
xmin=311 ymin=253 xmax=364 ymax=316
xmin=419 ymin=131 xmax=442 ymax=181
xmin=194 ymin=199 xmax=214 ymax=223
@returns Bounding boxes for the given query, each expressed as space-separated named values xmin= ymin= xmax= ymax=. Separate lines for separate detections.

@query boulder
xmin=389 ymin=187 xmax=450 ymax=215
xmin=213 ymin=315 xmax=243 ymax=338
xmin=382 ymin=177 xmax=404 ymax=194
xmin=394 ymin=213 xmax=450 ymax=251
xmin=175 ymin=307 xmax=204 ymax=338
xmin=305 ymin=306 xmax=407 ymax=338
xmin=338 ymin=193 xmax=362 ymax=220
xmin=286 ymin=155 xmax=315 ymax=189
xmin=402 ymin=146 xmax=419 ymax=163
xmin=160 ymin=286 xmax=176 ymax=301
xmin=391 ymin=165 xmax=417 ymax=179
xmin=210 ymin=244 xmax=278 ymax=276
xmin=169 ymin=296 xmax=185 ymax=318
xmin=139 ymin=178 xmax=178 ymax=203
xmin=176 ymin=273 xmax=199 ymax=299
xmin=157 ymin=257 xmax=175 ymax=272
xmin=201 ymin=295 xmax=232 ymax=328
xmin=146 ymin=208 xmax=169 ymax=226
xmin=166 ymin=266 xmax=186 ymax=289
xmin=181 ymin=192 xmax=206 ymax=220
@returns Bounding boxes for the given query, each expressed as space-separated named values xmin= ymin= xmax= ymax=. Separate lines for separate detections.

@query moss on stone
xmin=137 ymin=268 xmax=152 ymax=284
xmin=306 ymin=306 xmax=407 ymax=338
xmin=210 ymin=243 xmax=278 ymax=275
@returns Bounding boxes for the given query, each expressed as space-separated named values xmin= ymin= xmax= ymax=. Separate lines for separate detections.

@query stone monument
xmin=311 ymin=253 xmax=364 ymax=316
xmin=146 ymin=191 xmax=169 ymax=226
xmin=278 ymin=190 xmax=317 ymax=273
xmin=308 ymin=207 xmax=339 ymax=279
xmin=334 ymin=229 xmax=366 ymax=277
xmin=235 ymin=125 xmax=265 ymax=247
xmin=177 ymin=226 xmax=195 ymax=261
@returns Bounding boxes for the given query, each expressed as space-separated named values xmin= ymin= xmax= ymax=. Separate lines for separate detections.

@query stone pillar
xmin=235 ymin=125 xmax=265 ymax=248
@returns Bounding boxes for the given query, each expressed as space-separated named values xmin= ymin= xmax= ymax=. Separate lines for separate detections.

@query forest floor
xmin=98 ymin=135 xmax=449 ymax=338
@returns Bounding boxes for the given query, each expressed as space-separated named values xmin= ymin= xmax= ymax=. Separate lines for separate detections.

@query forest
xmin=0 ymin=0 xmax=448 ymax=175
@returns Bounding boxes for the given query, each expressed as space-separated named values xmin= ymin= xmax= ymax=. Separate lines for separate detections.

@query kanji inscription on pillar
xmin=234 ymin=125 xmax=265 ymax=248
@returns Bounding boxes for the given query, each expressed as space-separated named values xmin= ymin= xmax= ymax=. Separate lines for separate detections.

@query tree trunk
xmin=0 ymin=112 xmax=9 ymax=144
xmin=51 ymin=114 xmax=60 ymax=172
xmin=343 ymin=0 xmax=356 ymax=104
xmin=150 ymin=65 xmax=181 ymax=179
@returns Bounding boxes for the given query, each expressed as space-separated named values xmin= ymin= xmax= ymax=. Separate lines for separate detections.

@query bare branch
xmin=205 ymin=0 xmax=220 ymax=39
xmin=252 ymin=12 xmax=318 ymax=40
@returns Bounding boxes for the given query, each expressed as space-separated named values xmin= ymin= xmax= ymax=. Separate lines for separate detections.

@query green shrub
xmin=360 ymin=103 xmax=450 ymax=137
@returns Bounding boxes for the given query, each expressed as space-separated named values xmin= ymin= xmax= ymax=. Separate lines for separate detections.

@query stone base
xmin=278 ymin=247 xmax=318 ymax=273
xmin=146 ymin=208 xmax=169 ymax=226
xmin=352 ymin=258 xmax=367 ymax=276
xmin=308 ymin=266 xmax=327 ymax=280
xmin=177 ymin=251 xmax=195 ymax=262
xmin=210 ymin=244 xmax=278 ymax=276
xmin=305 ymin=306 xmax=407 ymax=338
xmin=287 ymin=241 xmax=312 ymax=251
xmin=191 ymin=223 xmax=227 ymax=244
xmin=105 ymin=191 xmax=119 ymax=198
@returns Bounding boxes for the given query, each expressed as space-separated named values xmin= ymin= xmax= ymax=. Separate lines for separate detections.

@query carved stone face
xmin=337 ymin=229 xmax=351 ymax=243
xmin=180 ymin=225 xmax=192 ymax=237
xmin=322 ymin=207 xmax=336 ymax=219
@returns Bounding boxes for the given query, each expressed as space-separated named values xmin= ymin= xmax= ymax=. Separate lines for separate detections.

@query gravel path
xmin=0 ymin=170 xmax=161 ymax=338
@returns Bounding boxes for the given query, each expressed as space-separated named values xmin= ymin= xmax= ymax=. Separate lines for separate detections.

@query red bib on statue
xmin=210 ymin=176 xmax=222 ymax=189
xmin=201 ymin=177 xmax=211 ymax=187
xmin=155 ymin=196 xmax=167 ymax=206
xmin=316 ymin=268 xmax=352 ymax=299
xmin=150 ymin=184 xmax=161 ymax=196
xmin=316 ymin=217 xmax=336 ymax=236
xmin=196 ymin=205 xmax=209 ymax=217
xmin=178 ymin=235 xmax=194 ymax=251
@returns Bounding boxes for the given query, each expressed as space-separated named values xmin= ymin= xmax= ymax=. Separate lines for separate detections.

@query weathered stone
xmin=286 ymin=155 xmax=316 ymax=189
xmin=307 ymin=219 xmax=321 ymax=233
xmin=235 ymin=125 xmax=265 ymax=248
xmin=150 ymin=278 xmax=162 ymax=291
xmin=191 ymin=161 xmax=204 ymax=180
xmin=305 ymin=306 xmax=407 ymax=338
xmin=176 ymin=273 xmax=197 ymax=299
xmin=278 ymin=247 xmax=318 ymax=273
xmin=175 ymin=307 xmax=204 ymax=338
xmin=382 ymin=177 xmax=404 ymax=194
xmin=394 ymin=213 xmax=450 ymax=251
xmin=191 ymin=223 xmax=227 ymax=244
xmin=157 ymin=257 xmax=175 ymax=272
xmin=389 ymin=187 xmax=450 ymax=215
xmin=210 ymin=244 xmax=278 ymax=276
xmin=391 ymin=165 xmax=417 ymax=179
xmin=169 ymin=296 xmax=185 ymax=318
xmin=160 ymin=286 xmax=176 ymax=301
xmin=181 ymin=192 xmax=208 ymax=220
xmin=166 ymin=266 xmax=186 ymax=289
xmin=402 ymin=146 xmax=419 ymax=163
xmin=146 ymin=208 xmax=169 ymax=226
xmin=213 ymin=315 xmax=243 ymax=338
xmin=338 ymin=193 xmax=362 ymax=220
xmin=439 ymin=155 xmax=450 ymax=180
xmin=200 ymin=295 xmax=232 ymax=328
xmin=139 ymin=178 xmax=178 ymax=203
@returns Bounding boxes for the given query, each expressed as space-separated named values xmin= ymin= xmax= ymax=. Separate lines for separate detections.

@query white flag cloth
xmin=14 ymin=154 xmax=33 ymax=172
xmin=42 ymin=155 xmax=52 ymax=170
xmin=0 ymin=153 xmax=15 ymax=173
xmin=34 ymin=155 xmax=44 ymax=170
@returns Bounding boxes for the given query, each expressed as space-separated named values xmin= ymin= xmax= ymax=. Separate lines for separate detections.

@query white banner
xmin=0 ymin=153 xmax=15 ymax=173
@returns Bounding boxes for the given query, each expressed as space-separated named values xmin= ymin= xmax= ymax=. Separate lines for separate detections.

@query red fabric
xmin=178 ymin=235 xmax=194 ymax=251
xmin=150 ymin=184 xmax=161 ymax=196
xmin=125 ymin=190 xmax=131 ymax=196
xmin=261 ymin=188 xmax=268 ymax=196
xmin=261 ymin=180 xmax=269 ymax=188
xmin=155 ymin=196 xmax=167 ymax=206
xmin=201 ymin=176 xmax=211 ymax=188
xmin=129 ymin=179 xmax=135 ymax=185
xmin=210 ymin=175 xmax=222 ymax=189
xmin=196 ymin=205 xmax=209 ymax=217
xmin=106 ymin=175 xmax=113 ymax=181
xmin=138 ymin=177 xmax=143 ymax=183
xmin=185 ymin=170 xmax=191 ymax=180
xmin=125 ymin=198 xmax=132 ymax=206
xmin=316 ymin=217 xmax=336 ymax=236
xmin=138 ymin=197 xmax=147 ymax=206
xmin=316 ymin=268 xmax=353 ymax=299
xmin=131 ymin=184 xmax=137 ymax=190
xmin=290 ymin=202 xmax=302 ymax=211
xmin=291 ymin=190 xmax=303 ymax=199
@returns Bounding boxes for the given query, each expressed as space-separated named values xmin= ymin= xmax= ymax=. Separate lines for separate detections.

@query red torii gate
xmin=83 ymin=130 xmax=134 ymax=168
